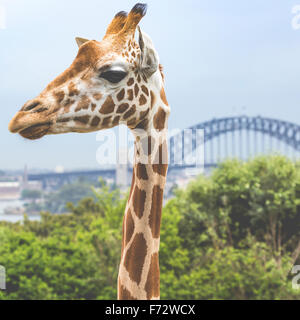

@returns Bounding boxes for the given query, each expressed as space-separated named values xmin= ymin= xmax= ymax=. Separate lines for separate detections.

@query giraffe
xmin=8 ymin=3 xmax=169 ymax=300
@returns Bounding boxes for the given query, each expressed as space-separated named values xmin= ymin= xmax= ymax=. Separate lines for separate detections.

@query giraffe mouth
xmin=19 ymin=122 xmax=52 ymax=140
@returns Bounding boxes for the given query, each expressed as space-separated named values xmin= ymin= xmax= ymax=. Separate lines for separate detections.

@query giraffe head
xmin=8 ymin=3 xmax=169 ymax=140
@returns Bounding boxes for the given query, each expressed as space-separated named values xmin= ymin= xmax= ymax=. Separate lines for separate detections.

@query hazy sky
xmin=0 ymin=0 xmax=299 ymax=170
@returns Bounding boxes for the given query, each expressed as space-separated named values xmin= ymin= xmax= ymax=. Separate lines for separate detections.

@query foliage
xmin=21 ymin=189 xmax=42 ymax=200
xmin=0 ymin=155 xmax=299 ymax=300
xmin=43 ymin=179 xmax=97 ymax=214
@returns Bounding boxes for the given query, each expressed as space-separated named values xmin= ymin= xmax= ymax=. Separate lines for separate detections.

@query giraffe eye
xmin=100 ymin=70 xmax=127 ymax=83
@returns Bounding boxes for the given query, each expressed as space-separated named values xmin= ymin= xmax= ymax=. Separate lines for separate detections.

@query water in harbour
xmin=0 ymin=199 xmax=40 ymax=222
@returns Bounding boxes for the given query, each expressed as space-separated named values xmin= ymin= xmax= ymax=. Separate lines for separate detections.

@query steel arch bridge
xmin=28 ymin=115 xmax=300 ymax=186
xmin=169 ymin=115 xmax=300 ymax=170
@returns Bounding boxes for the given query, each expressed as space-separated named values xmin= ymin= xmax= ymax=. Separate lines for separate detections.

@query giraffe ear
xmin=137 ymin=27 xmax=159 ymax=77
xmin=75 ymin=37 xmax=89 ymax=48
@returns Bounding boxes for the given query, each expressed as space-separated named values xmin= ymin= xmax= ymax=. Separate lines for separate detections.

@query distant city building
xmin=23 ymin=180 xmax=43 ymax=192
xmin=0 ymin=181 xmax=21 ymax=200
xmin=22 ymin=164 xmax=43 ymax=192
xmin=23 ymin=164 xmax=28 ymax=188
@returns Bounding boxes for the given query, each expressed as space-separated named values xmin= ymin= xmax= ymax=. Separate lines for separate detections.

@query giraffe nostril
xmin=23 ymin=101 xmax=40 ymax=112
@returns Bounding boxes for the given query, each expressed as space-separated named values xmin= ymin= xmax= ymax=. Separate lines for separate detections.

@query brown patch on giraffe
xmin=152 ymin=163 xmax=168 ymax=177
xmin=152 ymin=140 xmax=168 ymax=176
xmin=75 ymin=96 xmax=91 ymax=112
xmin=134 ymin=83 xmax=139 ymax=97
xmin=93 ymin=93 xmax=103 ymax=100
xmin=144 ymin=252 xmax=160 ymax=299
xmin=125 ymin=209 xmax=135 ymax=246
xmin=160 ymin=87 xmax=169 ymax=106
xmin=153 ymin=107 xmax=167 ymax=131
xmin=63 ymin=98 xmax=75 ymax=111
xmin=91 ymin=103 xmax=97 ymax=111
xmin=127 ymin=117 xmax=137 ymax=128
xmin=132 ymin=51 xmax=136 ymax=58
xmin=74 ymin=115 xmax=90 ymax=125
xmin=117 ymin=103 xmax=129 ymax=113
xmin=123 ymin=105 xmax=136 ymax=120
xmin=134 ymin=118 xmax=149 ymax=130
xmin=99 ymin=96 xmax=115 ymax=114
xmin=119 ymin=284 xmax=137 ymax=300
xmin=127 ymin=78 xmax=134 ymax=86
xmin=124 ymin=233 xmax=147 ymax=285
xmin=68 ymin=82 xmax=79 ymax=96
xmin=149 ymin=185 xmax=163 ymax=238
xmin=142 ymin=74 xmax=148 ymax=83
xmin=140 ymin=108 xmax=150 ymax=120
xmin=132 ymin=186 xmax=146 ymax=218
xmin=139 ymin=94 xmax=147 ymax=106
xmin=137 ymin=74 xmax=141 ymax=83
xmin=102 ymin=116 xmax=112 ymax=127
xmin=141 ymin=85 xmax=149 ymax=96
xmin=53 ymin=91 xmax=65 ymax=103
xmin=91 ymin=116 xmax=100 ymax=127
xmin=150 ymin=91 xmax=155 ymax=109
xmin=112 ymin=115 xmax=120 ymax=126
xmin=127 ymin=89 xmax=134 ymax=101
xmin=117 ymin=88 xmax=125 ymax=101
xmin=57 ymin=117 xmax=71 ymax=123
xmin=134 ymin=108 xmax=150 ymax=130
xmin=136 ymin=163 xmax=148 ymax=180
xmin=153 ymin=158 xmax=168 ymax=175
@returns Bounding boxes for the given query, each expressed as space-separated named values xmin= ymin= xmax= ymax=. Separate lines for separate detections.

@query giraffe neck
xmin=118 ymin=111 xmax=169 ymax=300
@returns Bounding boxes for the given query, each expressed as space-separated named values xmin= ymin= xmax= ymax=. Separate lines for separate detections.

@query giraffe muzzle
xmin=18 ymin=122 xmax=52 ymax=140
xmin=8 ymin=110 xmax=53 ymax=140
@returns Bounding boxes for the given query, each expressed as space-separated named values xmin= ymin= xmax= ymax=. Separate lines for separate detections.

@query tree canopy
xmin=0 ymin=155 xmax=299 ymax=300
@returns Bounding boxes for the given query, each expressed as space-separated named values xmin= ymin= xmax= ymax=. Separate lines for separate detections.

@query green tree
xmin=21 ymin=189 xmax=42 ymax=200
xmin=0 ymin=156 xmax=299 ymax=300
xmin=44 ymin=180 xmax=96 ymax=213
